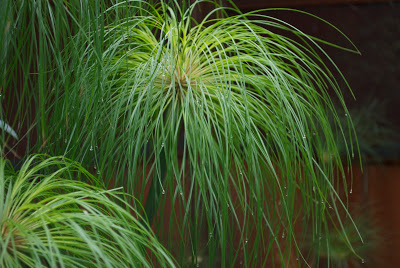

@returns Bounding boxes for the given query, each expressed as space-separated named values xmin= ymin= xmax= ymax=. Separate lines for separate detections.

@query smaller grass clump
xmin=0 ymin=155 xmax=175 ymax=268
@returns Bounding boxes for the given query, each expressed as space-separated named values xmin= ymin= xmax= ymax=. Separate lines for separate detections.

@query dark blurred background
xmin=237 ymin=0 xmax=400 ymax=125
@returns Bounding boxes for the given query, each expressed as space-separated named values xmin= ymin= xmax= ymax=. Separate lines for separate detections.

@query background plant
xmin=331 ymin=98 xmax=399 ymax=163
xmin=0 ymin=155 xmax=175 ymax=267
xmin=302 ymin=203 xmax=384 ymax=268
xmin=1 ymin=0 xmax=362 ymax=266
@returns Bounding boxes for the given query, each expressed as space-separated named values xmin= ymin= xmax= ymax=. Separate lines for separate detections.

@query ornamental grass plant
xmin=1 ymin=0 xmax=363 ymax=266
xmin=0 ymin=155 xmax=175 ymax=267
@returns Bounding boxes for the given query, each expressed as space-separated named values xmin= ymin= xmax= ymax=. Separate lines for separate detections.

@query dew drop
xmin=162 ymin=189 xmax=165 ymax=195
xmin=350 ymin=189 xmax=353 ymax=194
xmin=180 ymin=192 xmax=183 ymax=196
xmin=90 ymin=145 xmax=93 ymax=151
xmin=313 ymin=132 xmax=316 ymax=136
xmin=296 ymin=257 xmax=299 ymax=260
xmin=240 ymin=171 xmax=243 ymax=175
xmin=97 ymin=170 xmax=100 ymax=175
xmin=161 ymin=142 xmax=164 ymax=147
xmin=361 ymin=259 xmax=365 ymax=264
xmin=281 ymin=232 xmax=285 ymax=238
xmin=245 ymin=238 xmax=248 ymax=244
xmin=209 ymin=232 xmax=213 ymax=238
xmin=64 ymin=139 xmax=67 ymax=143
xmin=302 ymin=135 xmax=306 ymax=139
xmin=345 ymin=113 xmax=348 ymax=117
xmin=94 ymin=165 xmax=96 ymax=169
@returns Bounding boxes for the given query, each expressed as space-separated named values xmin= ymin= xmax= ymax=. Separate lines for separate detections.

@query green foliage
xmin=333 ymin=99 xmax=399 ymax=163
xmin=303 ymin=207 xmax=383 ymax=268
xmin=0 ymin=155 xmax=175 ymax=267
xmin=1 ymin=0 xmax=362 ymax=266
xmin=0 ymin=120 xmax=18 ymax=141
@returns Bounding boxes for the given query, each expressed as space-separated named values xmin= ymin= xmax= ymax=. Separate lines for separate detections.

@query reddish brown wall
xmin=349 ymin=164 xmax=400 ymax=267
